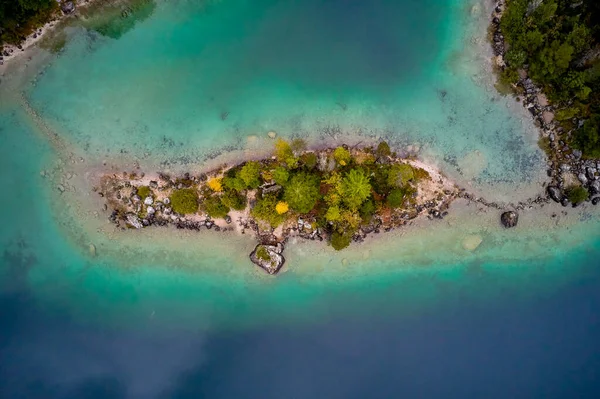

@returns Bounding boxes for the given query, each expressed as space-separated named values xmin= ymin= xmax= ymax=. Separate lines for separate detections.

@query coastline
xmin=95 ymin=143 xmax=459 ymax=274
xmin=489 ymin=0 xmax=600 ymax=207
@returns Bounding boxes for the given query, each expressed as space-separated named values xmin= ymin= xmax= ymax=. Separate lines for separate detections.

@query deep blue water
xmin=2 ymin=256 xmax=600 ymax=398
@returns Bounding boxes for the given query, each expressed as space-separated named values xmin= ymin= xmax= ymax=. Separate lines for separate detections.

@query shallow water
xmin=1 ymin=0 xmax=600 ymax=397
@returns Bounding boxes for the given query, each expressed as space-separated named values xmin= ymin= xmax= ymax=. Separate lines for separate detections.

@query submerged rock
xmin=249 ymin=243 xmax=285 ymax=275
xmin=88 ymin=243 xmax=96 ymax=257
xmin=462 ymin=235 xmax=483 ymax=251
xmin=500 ymin=211 xmax=518 ymax=228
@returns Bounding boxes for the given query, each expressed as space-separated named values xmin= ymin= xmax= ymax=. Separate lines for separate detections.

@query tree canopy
xmin=499 ymin=0 xmax=600 ymax=157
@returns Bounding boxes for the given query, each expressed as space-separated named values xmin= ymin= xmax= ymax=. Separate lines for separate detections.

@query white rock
xmin=144 ymin=196 xmax=153 ymax=205
xmin=164 ymin=197 xmax=170 ymax=205
xmin=147 ymin=206 xmax=155 ymax=214
xmin=126 ymin=214 xmax=143 ymax=229
xmin=267 ymin=131 xmax=277 ymax=139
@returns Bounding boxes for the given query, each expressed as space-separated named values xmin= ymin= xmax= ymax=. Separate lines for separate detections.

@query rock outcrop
xmin=249 ymin=243 xmax=285 ymax=275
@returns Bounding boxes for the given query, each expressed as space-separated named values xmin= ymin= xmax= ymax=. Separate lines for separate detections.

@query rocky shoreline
xmin=96 ymin=145 xmax=458 ymax=274
xmin=490 ymin=0 xmax=600 ymax=208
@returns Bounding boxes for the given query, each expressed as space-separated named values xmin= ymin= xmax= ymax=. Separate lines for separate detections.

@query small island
xmin=98 ymin=140 xmax=457 ymax=274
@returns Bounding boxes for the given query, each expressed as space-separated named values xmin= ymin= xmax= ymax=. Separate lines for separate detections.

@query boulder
xmin=61 ymin=1 xmax=75 ymax=14
xmin=126 ymin=213 xmax=143 ymax=229
xmin=592 ymin=197 xmax=600 ymax=206
xmin=249 ymin=243 xmax=285 ymax=275
xmin=547 ymin=186 xmax=562 ymax=203
xmin=144 ymin=196 xmax=153 ymax=205
xmin=267 ymin=131 xmax=277 ymax=139
xmin=590 ymin=180 xmax=600 ymax=195
xmin=500 ymin=211 xmax=518 ymax=228
xmin=147 ymin=206 xmax=155 ymax=214
xmin=586 ymin=167 xmax=597 ymax=181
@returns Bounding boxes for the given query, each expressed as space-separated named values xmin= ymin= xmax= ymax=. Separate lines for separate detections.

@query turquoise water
xmin=25 ymin=0 xmax=543 ymax=194
xmin=1 ymin=0 xmax=600 ymax=396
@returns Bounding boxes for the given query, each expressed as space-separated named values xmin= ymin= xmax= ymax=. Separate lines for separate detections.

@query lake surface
xmin=1 ymin=0 xmax=599 ymax=397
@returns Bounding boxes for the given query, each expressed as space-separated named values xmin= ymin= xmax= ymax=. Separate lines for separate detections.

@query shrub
xmin=387 ymin=164 xmax=414 ymax=187
xmin=220 ymin=190 xmax=246 ymax=211
xmin=284 ymin=172 xmax=320 ymax=214
xmin=207 ymin=177 xmax=223 ymax=192
xmin=359 ymin=200 xmax=376 ymax=222
xmin=203 ymin=195 xmax=229 ymax=218
xmin=333 ymin=147 xmax=351 ymax=166
xmin=251 ymin=193 xmax=286 ymax=227
xmin=273 ymin=166 xmax=290 ymax=186
xmin=275 ymin=139 xmax=298 ymax=167
xmin=239 ymin=161 xmax=262 ymax=189
xmin=291 ymin=138 xmax=307 ymax=153
xmin=137 ymin=186 xmax=151 ymax=199
xmin=301 ymin=152 xmax=318 ymax=169
xmin=566 ymin=185 xmax=589 ymax=204
xmin=387 ymin=188 xmax=406 ymax=208
xmin=413 ymin=167 xmax=431 ymax=181
xmin=275 ymin=201 xmax=289 ymax=214
xmin=255 ymin=245 xmax=271 ymax=261
xmin=376 ymin=141 xmax=391 ymax=158
xmin=170 ymin=188 xmax=199 ymax=214
xmin=341 ymin=168 xmax=371 ymax=210
xmin=330 ymin=230 xmax=353 ymax=251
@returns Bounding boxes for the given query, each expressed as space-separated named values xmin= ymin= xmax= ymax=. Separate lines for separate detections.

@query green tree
xmin=575 ymin=114 xmax=600 ymax=157
xmin=341 ymin=168 xmax=371 ymax=210
xmin=239 ymin=161 xmax=261 ymax=189
xmin=283 ymin=172 xmax=320 ymax=213
xmin=387 ymin=188 xmax=406 ymax=208
xmin=203 ymin=195 xmax=229 ymax=218
xmin=251 ymin=193 xmax=286 ymax=227
xmin=359 ymin=199 xmax=376 ymax=222
xmin=222 ymin=175 xmax=246 ymax=192
xmin=387 ymin=163 xmax=414 ymax=187
xmin=170 ymin=188 xmax=199 ymax=214
xmin=220 ymin=190 xmax=247 ymax=211
xmin=272 ymin=166 xmax=289 ymax=186
xmin=333 ymin=146 xmax=351 ymax=165
xmin=325 ymin=205 xmax=342 ymax=222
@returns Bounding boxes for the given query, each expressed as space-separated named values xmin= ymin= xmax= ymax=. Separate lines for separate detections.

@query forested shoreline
xmin=498 ymin=0 xmax=600 ymax=157
xmin=0 ymin=0 xmax=60 ymax=46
